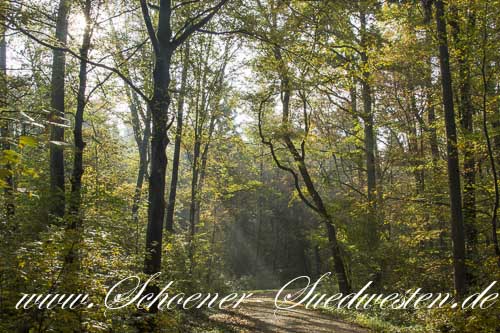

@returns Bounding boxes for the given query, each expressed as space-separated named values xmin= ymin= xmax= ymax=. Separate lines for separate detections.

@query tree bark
xmin=49 ymin=0 xmax=70 ymax=219
xmin=435 ymin=0 xmax=467 ymax=297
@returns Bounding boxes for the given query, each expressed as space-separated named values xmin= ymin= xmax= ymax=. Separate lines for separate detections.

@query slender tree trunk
xmin=423 ymin=25 xmax=440 ymax=167
xmin=360 ymin=9 xmax=380 ymax=252
xmin=194 ymin=114 xmax=216 ymax=226
xmin=458 ymin=73 xmax=476 ymax=253
xmin=314 ymin=245 xmax=322 ymax=279
xmin=435 ymin=0 xmax=467 ymax=297
xmin=480 ymin=13 xmax=500 ymax=266
xmin=254 ymin=147 xmax=264 ymax=275
xmin=49 ymin=0 xmax=70 ymax=219
xmin=206 ymin=205 xmax=217 ymax=287
xmin=188 ymin=47 xmax=207 ymax=242
xmin=0 ymin=5 xmax=14 ymax=219
xmin=409 ymin=90 xmax=425 ymax=193
xmin=63 ymin=2 xmax=92 ymax=282
xmin=132 ymin=107 xmax=150 ymax=254
xmin=189 ymin=136 xmax=201 ymax=240
xmin=422 ymin=20 xmax=446 ymax=251
xmin=69 ymin=0 xmax=91 ymax=224
xmin=426 ymin=73 xmax=440 ymax=166
xmin=350 ymin=79 xmax=365 ymax=190
xmin=165 ymin=43 xmax=189 ymax=232
xmin=450 ymin=9 xmax=478 ymax=277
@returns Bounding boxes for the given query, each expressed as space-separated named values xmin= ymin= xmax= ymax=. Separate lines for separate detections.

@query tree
xmin=138 ymin=0 xmax=228 ymax=302
xmin=434 ymin=0 xmax=467 ymax=297
xmin=48 ymin=0 xmax=70 ymax=219
xmin=165 ymin=42 xmax=189 ymax=232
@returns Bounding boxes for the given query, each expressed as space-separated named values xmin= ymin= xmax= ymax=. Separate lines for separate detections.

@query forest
xmin=1 ymin=0 xmax=500 ymax=332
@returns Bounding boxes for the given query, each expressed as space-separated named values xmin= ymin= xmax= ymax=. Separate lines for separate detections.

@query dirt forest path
xmin=208 ymin=294 xmax=369 ymax=333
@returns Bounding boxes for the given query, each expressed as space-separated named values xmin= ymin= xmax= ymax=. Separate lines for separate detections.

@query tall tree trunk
xmin=450 ymin=9 xmax=477 ymax=279
xmin=165 ymin=43 xmax=189 ymax=232
xmin=69 ymin=0 xmax=91 ymax=225
xmin=140 ymin=0 xmax=227 ymax=286
xmin=141 ymin=1 xmax=174 ymax=282
xmin=144 ymin=51 xmax=172 ymax=276
xmin=458 ymin=73 xmax=476 ymax=253
xmin=0 ymin=4 xmax=14 ymax=219
xmin=49 ymin=0 xmax=70 ymax=219
xmin=64 ymin=1 xmax=92 ymax=280
xmin=480 ymin=12 xmax=500 ymax=266
xmin=435 ymin=0 xmax=467 ymax=297
xmin=360 ymin=9 xmax=379 ymax=252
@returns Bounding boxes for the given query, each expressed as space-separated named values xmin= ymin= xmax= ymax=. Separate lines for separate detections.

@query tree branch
xmin=9 ymin=20 xmax=149 ymax=102
xmin=140 ymin=0 xmax=160 ymax=56
xmin=257 ymin=96 xmax=320 ymax=214
xmin=172 ymin=0 xmax=228 ymax=48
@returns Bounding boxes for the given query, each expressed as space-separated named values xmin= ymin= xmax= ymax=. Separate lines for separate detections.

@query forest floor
xmin=205 ymin=293 xmax=368 ymax=333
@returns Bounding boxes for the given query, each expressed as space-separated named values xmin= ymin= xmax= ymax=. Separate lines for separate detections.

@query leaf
xmin=1 ymin=149 xmax=20 ymax=163
xmin=19 ymin=135 xmax=38 ymax=148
